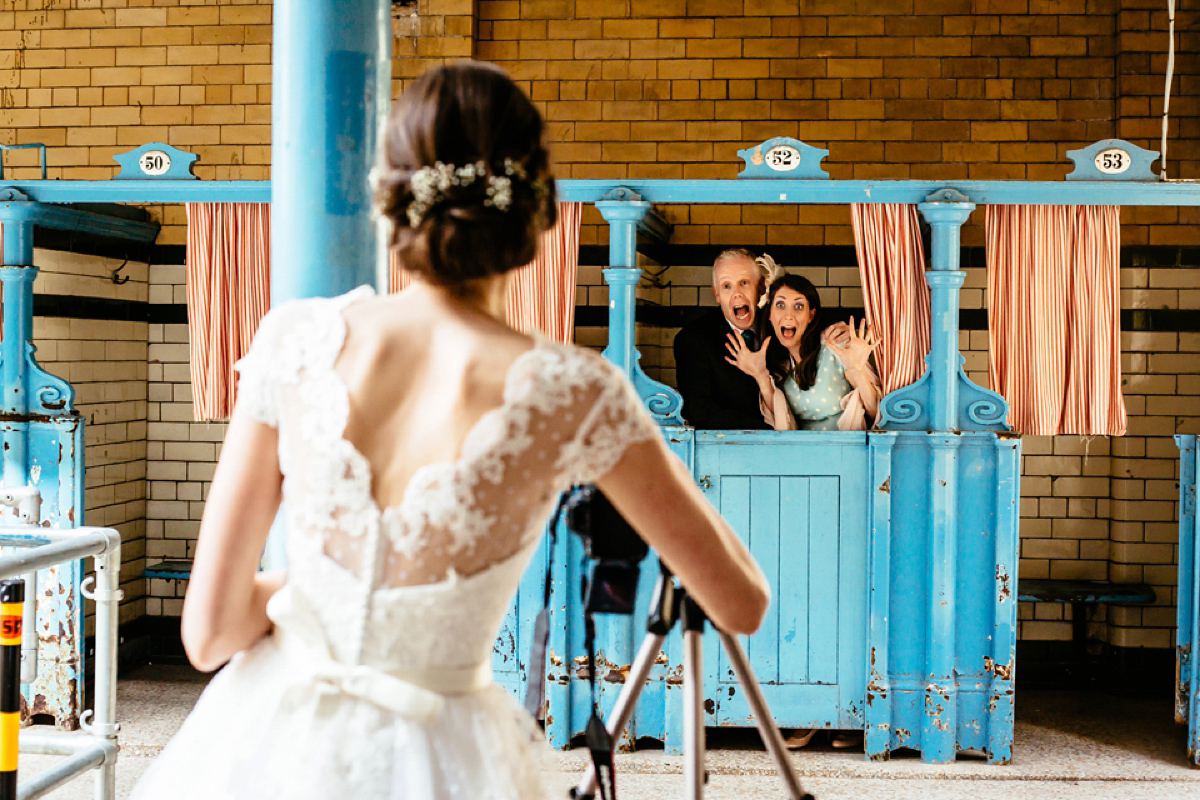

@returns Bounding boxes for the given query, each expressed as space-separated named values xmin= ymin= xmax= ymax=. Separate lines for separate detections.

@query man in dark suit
xmin=673 ymin=249 xmax=770 ymax=429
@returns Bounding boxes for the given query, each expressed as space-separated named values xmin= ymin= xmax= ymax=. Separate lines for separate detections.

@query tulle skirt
xmin=129 ymin=633 xmax=548 ymax=800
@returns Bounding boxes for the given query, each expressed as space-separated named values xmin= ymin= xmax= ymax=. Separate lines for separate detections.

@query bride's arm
xmin=596 ymin=437 xmax=770 ymax=635
xmin=181 ymin=404 xmax=285 ymax=672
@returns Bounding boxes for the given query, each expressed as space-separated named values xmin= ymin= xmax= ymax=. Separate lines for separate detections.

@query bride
xmin=130 ymin=61 xmax=769 ymax=799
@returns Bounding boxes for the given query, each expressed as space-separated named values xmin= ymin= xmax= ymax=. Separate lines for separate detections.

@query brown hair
xmin=764 ymin=273 xmax=824 ymax=391
xmin=374 ymin=62 xmax=557 ymax=289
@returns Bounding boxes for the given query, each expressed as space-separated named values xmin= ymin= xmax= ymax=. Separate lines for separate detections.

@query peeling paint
xmin=878 ymin=477 xmax=890 ymax=493
xmin=995 ymin=566 xmax=1011 ymax=601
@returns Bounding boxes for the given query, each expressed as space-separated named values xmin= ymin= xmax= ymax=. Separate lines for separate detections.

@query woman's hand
xmin=823 ymin=316 xmax=878 ymax=373
xmin=725 ymin=331 xmax=771 ymax=379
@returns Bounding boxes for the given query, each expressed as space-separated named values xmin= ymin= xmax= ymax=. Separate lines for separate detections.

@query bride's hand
xmin=823 ymin=316 xmax=878 ymax=373
xmin=725 ymin=332 xmax=771 ymax=379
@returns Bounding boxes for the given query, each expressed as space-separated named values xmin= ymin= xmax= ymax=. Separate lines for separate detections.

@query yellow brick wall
xmin=31 ymin=249 xmax=149 ymax=625
xmin=6 ymin=2 xmax=1198 ymax=646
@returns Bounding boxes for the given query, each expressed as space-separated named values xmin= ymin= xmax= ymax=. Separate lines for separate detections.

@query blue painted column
xmin=595 ymin=200 xmax=651 ymax=378
xmin=270 ymin=0 xmax=390 ymax=303
xmin=266 ymin=0 xmax=390 ymax=568
xmin=0 ymin=220 xmax=36 ymax=489
xmin=917 ymin=199 xmax=974 ymax=762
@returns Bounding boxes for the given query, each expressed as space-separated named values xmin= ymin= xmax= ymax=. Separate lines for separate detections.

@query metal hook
xmin=110 ymin=258 xmax=130 ymax=285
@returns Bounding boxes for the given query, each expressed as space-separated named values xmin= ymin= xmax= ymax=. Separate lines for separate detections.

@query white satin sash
xmin=266 ymin=584 xmax=492 ymax=723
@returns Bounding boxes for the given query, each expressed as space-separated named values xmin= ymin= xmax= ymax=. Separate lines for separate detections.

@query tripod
xmin=571 ymin=565 xmax=815 ymax=800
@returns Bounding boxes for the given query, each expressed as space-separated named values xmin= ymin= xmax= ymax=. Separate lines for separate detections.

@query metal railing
xmin=0 ymin=527 xmax=121 ymax=800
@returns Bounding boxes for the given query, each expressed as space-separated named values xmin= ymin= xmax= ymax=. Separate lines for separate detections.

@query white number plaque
xmin=139 ymin=150 xmax=171 ymax=176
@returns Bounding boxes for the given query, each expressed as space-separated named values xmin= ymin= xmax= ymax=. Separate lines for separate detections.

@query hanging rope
xmin=1159 ymin=0 xmax=1176 ymax=180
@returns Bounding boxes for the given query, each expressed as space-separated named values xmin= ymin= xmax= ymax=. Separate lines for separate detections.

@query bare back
xmin=335 ymin=287 xmax=537 ymax=512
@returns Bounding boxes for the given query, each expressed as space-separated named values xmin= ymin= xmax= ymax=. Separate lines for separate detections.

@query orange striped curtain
xmin=985 ymin=205 xmax=1126 ymax=436
xmin=850 ymin=203 xmax=932 ymax=394
xmin=185 ymin=202 xmax=271 ymax=422
xmin=389 ymin=202 xmax=583 ymax=344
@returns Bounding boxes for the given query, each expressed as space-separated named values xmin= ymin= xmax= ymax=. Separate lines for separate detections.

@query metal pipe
xmin=16 ymin=746 xmax=105 ymax=800
xmin=17 ymin=573 xmax=33 ymax=686
xmin=17 ymin=734 xmax=114 ymax=758
xmin=0 ymin=536 xmax=109 ymax=580
xmin=88 ymin=538 xmax=121 ymax=800
xmin=573 ymin=633 xmax=666 ymax=799
xmin=718 ymin=631 xmax=810 ymax=800
xmin=682 ymin=628 xmax=704 ymax=800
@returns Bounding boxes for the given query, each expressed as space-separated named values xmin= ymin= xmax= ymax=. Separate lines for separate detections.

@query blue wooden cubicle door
xmin=693 ymin=431 xmax=870 ymax=730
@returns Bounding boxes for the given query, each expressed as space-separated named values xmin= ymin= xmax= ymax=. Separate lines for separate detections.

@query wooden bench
xmin=1017 ymin=579 xmax=1156 ymax=649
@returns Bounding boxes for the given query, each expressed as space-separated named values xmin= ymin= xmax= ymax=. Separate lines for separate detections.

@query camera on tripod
xmin=563 ymin=485 xmax=648 ymax=616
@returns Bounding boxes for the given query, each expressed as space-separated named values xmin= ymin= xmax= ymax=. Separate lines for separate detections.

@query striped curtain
xmin=185 ymin=203 xmax=271 ymax=422
xmin=389 ymin=202 xmax=583 ymax=344
xmin=985 ymin=205 xmax=1126 ymax=436
xmin=850 ymin=203 xmax=932 ymax=394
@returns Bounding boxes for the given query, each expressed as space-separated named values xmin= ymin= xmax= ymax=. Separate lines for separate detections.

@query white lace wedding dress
xmin=130 ymin=286 xmax=661 ymax=800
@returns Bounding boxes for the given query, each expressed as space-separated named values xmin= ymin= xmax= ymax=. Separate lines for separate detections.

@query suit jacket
xmin=673 ymin=307 xmax=770 ymax=430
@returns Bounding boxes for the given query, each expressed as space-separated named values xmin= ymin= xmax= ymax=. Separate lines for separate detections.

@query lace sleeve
xmin=232 ymin=305 xmax=286 ymax=427
xmin=562 ymin=353 xmax=662 ymax=485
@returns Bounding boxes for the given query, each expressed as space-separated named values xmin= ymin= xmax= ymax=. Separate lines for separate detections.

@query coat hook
xmin=111 ymin=258 xmax=130 ymax=285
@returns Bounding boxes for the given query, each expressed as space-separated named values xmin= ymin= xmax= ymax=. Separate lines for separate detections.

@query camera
xmin=562 ymin=485 xmax=648 ymax=615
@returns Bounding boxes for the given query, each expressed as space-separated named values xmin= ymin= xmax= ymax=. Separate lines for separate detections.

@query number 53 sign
xmin=1066 ymin=139 xmax=1160 ymax=182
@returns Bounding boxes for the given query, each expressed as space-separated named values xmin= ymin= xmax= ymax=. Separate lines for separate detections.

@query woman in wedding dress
xmin=130 ymin=61 xmax=769 ymax=800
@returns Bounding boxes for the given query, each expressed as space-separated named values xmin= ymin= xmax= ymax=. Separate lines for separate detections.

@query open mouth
xmin=778 ymin=325 xmax=797 ymax=341
xmin=732 ymin=304 xmax=752 ymax=323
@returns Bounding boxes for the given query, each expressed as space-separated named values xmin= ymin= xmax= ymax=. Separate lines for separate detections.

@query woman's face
xmin=769 ymin=286 xmax=817 ymax=351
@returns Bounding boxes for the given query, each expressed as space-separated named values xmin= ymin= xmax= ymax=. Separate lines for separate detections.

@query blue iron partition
xmin=1177 ymin=435 xmax=1198 ymax=763
xmin=0 ymin=198 xmax=155 ymax=728
xmin=498 ymin=172 xmax=1026 ymax=763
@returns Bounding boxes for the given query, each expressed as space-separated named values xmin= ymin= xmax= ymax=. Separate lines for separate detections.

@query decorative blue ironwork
xmin=595 ymin=200 xmax=684 ymax=425
xmin=113 ymin=143 xmax=200 ymax=181
xmin=737 ymin=137 xmax=830 ymax=180
xmin=878 ymin=199 xmax=1010 ymax=433
xmin=7 ymin=176 xmax=1200 ymax=207
xmin=1066 ymin=139 xmax=1160 ymax=182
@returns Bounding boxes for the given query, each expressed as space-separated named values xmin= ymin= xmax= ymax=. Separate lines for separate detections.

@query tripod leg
xmin=682 ymin=626 xmax=705 ymax=800
xmin=718 ymin=631 xmax=815 ymax=800
xmin=573 ymin=633 xmax=667 ymax=800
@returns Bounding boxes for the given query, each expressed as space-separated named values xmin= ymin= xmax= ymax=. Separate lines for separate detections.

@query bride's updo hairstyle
xmin=374 ymin=62 xmax=557 ymax=289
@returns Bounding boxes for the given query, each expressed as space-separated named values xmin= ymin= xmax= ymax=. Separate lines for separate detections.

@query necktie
xmin=741 ymin=329 xmax=758 ymax=350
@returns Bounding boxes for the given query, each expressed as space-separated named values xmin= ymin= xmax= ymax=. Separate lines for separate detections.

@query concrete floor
xmin=16 ymin=664 xmax=1200 ymax=799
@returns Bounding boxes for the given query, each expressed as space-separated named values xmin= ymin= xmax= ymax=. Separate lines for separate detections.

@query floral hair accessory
xmin=755 ymin=252 xmax=785 ymax=307
xmin=405 ymin=158 xmax=539 ymax=228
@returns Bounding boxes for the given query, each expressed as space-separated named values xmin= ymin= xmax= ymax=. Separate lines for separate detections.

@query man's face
xmin=712 ymin=256 xmax=763 ymax=331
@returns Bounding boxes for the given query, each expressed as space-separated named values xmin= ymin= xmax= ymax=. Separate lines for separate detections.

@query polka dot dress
xmin=780 ymin=344 xmax=852 ymax=431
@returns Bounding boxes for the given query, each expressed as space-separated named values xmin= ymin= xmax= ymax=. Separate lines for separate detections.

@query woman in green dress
xmin=726 ymin=269 xmax=880 ymax=431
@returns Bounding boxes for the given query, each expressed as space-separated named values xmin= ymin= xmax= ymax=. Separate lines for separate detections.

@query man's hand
xmin=725 ymin=331 xmax=771 ymax=379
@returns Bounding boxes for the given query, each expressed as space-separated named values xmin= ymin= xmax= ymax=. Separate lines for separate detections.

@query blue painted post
xmin=0 ymin=221 xmax=36 ymax=490
xmin=270 ymin=0 xmax=389 ymax=304
xmin=865 ymin=433 xmax=896 ymax=760
xmin=917 ymin=199 xmax=974 ymax=763
xmin=266 ymin=0 xmax=389 ymax=568
xmin=596 ymin=200 xmax=651 ymax=378
xmin=989 ymin=436 xmax=1020 ymax=762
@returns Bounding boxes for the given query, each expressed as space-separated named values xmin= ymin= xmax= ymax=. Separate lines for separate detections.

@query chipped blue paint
xmin=0 ymin=212 xmax=91 ymax=728
xmin=1177 ymin=435 xmax=1199 ymax=763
